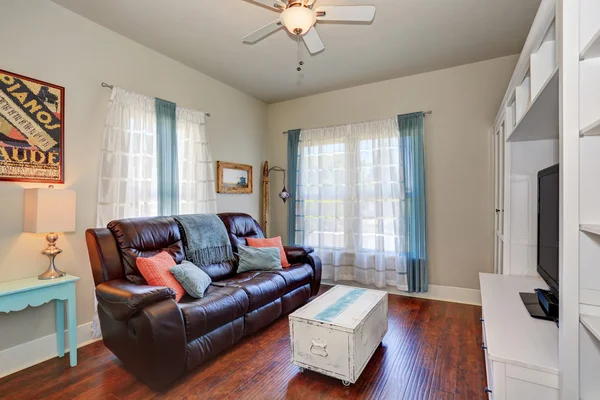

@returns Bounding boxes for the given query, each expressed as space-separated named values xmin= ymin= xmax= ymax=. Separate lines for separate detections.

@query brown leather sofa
xmin=85 ymin=213 xmax=322 ymax=391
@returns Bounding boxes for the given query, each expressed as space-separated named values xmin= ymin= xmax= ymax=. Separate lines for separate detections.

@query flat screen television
xmin=537 ymin=164 xmax=559 ymax=296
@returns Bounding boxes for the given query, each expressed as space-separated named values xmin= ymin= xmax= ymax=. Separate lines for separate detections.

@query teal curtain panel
xmin=156 ymin=98 xmax=179 ymax=216
xmin=287 ymin=129 xmax=301 ymax=245
xmin=398 ymin=112 xmax=428 ymax=293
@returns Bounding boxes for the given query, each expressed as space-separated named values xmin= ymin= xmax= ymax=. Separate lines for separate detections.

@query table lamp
xmin=23 ymin=187 xmax=76 ymax=280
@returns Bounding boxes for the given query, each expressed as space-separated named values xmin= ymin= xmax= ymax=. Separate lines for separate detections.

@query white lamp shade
xmin=280 ymin=7 xmax=317 ymax=35
xmin=23 ymin=188 xmax=76 ymax=233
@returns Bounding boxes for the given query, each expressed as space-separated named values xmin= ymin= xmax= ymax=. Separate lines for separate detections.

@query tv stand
xmin=480 ymin=273 xmax=558 ymax=399
xmin=519 ymin=288 xmax=559 ymax=322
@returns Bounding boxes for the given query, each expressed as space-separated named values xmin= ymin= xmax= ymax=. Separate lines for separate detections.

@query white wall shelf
xmin=515 ymin=75 xmax=532 ymax=122
xmin=580 ymin=59 xmax=600 ymax=131
xmin=581 ymin=27 xmax=600 ymax=60
xmin=580 ymin=118 xmax=600 ymax=137
xmin=581 ymin=314 xmax=600 ymax=342
xmin=581 ymin=224 xmax=600 ymax=236
xmin=507 ymin=67 xmax=559 ymax=142
xmin=531 ymin=40 xmax=557 ymax=99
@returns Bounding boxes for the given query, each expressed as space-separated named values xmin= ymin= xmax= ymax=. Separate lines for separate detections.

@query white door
xmin=493 ymin=124 xmax=505 ymax=274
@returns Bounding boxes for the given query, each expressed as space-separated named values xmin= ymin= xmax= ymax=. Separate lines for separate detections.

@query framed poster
xmin=216 ymin=161 xmax=253 ymax=194
xmin=0 ymin=70 xmax=64 ymax=183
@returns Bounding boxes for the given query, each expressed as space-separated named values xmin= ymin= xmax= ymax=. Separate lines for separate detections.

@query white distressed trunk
xmin=289 ymin=285 xmax=388 ymax=385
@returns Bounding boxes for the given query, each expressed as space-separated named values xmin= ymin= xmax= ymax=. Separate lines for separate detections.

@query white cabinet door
xmin=493 ymin=123 xmax=506 ymax=274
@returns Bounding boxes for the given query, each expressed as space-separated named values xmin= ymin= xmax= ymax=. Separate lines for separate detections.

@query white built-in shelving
xmin=581 ymin=314 xmax=600 ymax=341
xmin=531 ymin=22 xmax=556 ymax=98
xmin=491 ymin=0 xmax=600 ymax=397
xmin=580 ymin=119 xmax=600 ymax=137
xmin=580 ymin=59 xmax=600 ymax=133
xmin=579 ymin=0 xmax=600 ymax=398
xmin=507 ymin=67 xmax=558 ymax=142
xmin=580 ymin=138 xmax=600 ymax=225
xmin=580 ymin=0 xmax=600 ymax=60
xmin=580 ymin=224 xmax=600 ymax=236
xmin=581 ymin=29 xmax=600 ymax=60
xmin=506 ymin=17 xmax=558 ymax=143
xmin=515 ymin=75 xmax=531 ymax=123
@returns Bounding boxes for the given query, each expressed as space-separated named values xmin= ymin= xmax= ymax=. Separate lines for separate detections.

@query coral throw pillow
xmin=136 ymin=251 xmax=185 ymax=302
xmin=246 ymin=236 xmax=290 ymax=268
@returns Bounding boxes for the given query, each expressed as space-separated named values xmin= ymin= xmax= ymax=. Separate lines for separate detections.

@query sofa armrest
xmin=283 ymin=246 xmax=321 ymax=295
xmin=96 ymin=279 xmax=175 ymax=321
xmin=283 ymin=245 xmax=314 ymax=264
xmin=307 ymin=253 xmax=322 ymax=296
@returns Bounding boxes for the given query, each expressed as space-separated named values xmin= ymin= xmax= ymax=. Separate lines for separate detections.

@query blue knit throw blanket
xmin=174 ymin=214 xmax=234 ymax=266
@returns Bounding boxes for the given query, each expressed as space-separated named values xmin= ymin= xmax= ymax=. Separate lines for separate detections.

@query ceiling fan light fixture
xmin=280 ymin=6 xmax=316 ymax=35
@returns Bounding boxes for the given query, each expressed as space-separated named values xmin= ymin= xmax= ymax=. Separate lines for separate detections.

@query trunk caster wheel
xmin=342 ymin=380 xmax=351 ymax=387
xmin=298 ymin=367 xmax=304 ymax=373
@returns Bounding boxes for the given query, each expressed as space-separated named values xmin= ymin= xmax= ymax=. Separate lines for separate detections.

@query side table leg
xmin=55 ymin=299 xmax=65 ymax=358
xmin=67 ymin=285 xmax=77 ymax=367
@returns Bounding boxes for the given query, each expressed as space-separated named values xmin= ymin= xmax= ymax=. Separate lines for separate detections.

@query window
xmin=295 ymin=118 xmax=404 ymax=257
xmin=97 ymin=88 xmax=216 ymax=228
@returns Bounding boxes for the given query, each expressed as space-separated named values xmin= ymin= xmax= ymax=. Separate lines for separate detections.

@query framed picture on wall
xmin=0 ymin=69 xmax=65 ymax=183
xmin=217 ymin=161 xmax=253 ymax=194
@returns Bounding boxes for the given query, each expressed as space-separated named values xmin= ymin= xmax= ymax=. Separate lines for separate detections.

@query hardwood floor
xmin=0 ymin=287 xmax=487 ymax=400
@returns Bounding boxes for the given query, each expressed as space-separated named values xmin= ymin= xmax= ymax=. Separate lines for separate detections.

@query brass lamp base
xmin=39 ymin=232 xmax=66 ymax=280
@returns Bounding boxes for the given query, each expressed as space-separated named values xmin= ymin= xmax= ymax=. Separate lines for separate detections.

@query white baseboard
xmin=0 ymin=322 xmax=101 ymax=379
xmin=321 ymin=280 xmax=482 ymax=306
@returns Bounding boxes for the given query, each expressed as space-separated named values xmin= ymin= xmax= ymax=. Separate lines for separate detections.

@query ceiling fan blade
xmin=315 ymin=5 xmax=376 ymax=22
xmin=243 ymin=20 xmax=284 ymax=43
xmin=305 ymin=0 xmax=316 ymax=5
xmin=303 ymin=27 xmax=325 ymax=54
xmin=247 ymin=0 xmax=287 ymax=11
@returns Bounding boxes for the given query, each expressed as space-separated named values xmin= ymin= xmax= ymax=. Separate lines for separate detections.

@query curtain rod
xmin=101 ymin=82 xmax=211 ymax=117
xmin=281 ymin=110 xmax=432 ymax=134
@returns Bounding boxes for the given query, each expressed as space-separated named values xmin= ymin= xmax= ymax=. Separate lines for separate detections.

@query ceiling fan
xmin=243 ymin=0 xmax=376 ymax=55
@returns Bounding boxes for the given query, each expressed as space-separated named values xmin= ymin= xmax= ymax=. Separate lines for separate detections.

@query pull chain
xmin=297 ymin=35 xmax=304 ymax=72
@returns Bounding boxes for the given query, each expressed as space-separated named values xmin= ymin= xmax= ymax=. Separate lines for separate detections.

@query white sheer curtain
xmin=96 ymin=88 xmax=158 ymax=228
xmin=295 ymin=117 xmax=407 ymax=289
xmin=176 ymin=107 xmax=217 ymax=214
xmin=93 ymin=90 xmax=216 ymax=338
xmin=93 ymin=88 xmax=158 ymax=338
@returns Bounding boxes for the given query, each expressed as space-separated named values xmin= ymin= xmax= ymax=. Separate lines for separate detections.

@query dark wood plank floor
xmin=0 ymin=287 xmax=487 ymax=400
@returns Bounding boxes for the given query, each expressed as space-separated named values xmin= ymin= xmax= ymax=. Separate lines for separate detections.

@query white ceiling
xmin=51 ymin=0 xmax=541 ymax=103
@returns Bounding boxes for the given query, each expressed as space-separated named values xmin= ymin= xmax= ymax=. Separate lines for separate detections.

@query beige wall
xmin=0 ymin=0 xmax=267 ymax=351
xmin=267 ymin=55 xmax=518 ymax=290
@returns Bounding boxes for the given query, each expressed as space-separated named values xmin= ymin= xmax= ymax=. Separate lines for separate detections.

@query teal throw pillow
xmin=169 ymin=260 xmax=212 ymax=298
xmin=237 ymin=244 xmax=282 ymax=273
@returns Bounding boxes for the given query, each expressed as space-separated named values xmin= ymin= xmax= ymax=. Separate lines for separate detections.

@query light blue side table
xmin=0 ymin=274 xmax=80 ymax=366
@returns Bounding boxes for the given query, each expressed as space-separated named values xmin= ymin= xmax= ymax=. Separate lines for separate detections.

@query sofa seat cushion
xmin=266 ymin=264 xmax=314 ymax=294
xmin=216 ymin=272 xmax=286 ymax=312
xmin=178 ymin=286 xmax=249 ymax=342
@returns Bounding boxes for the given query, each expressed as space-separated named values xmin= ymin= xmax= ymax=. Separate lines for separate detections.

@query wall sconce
xmin=262 ymin=161 xmax=290 ymax=235
xmin=269 ymin=166 xmax=290 ymax=203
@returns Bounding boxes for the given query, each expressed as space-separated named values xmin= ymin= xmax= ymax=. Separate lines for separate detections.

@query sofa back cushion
xmin=105 ymin=213 xmax=263 ymax=284
xmin=218 ymin=213 xmax=264 ymax=253
xmin=108 ymin=217 xmax=185 ymax=284
xmin=195 ymin=260 xmax=236 ymax=281
xmin=136 ymin=251 xmax=186 ymax=302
